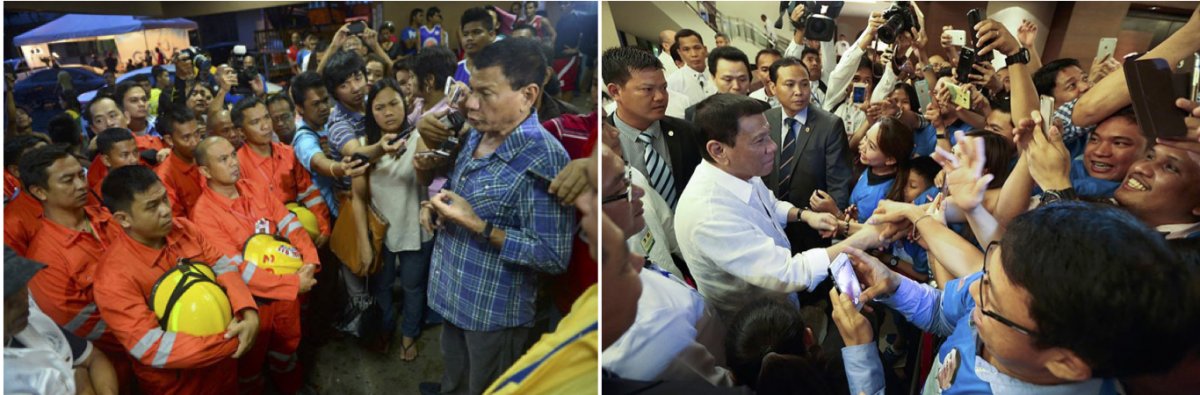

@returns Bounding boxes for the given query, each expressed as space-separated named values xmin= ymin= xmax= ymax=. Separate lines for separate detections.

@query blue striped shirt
xmin=428 ymin=111 xmax=576 ymax=331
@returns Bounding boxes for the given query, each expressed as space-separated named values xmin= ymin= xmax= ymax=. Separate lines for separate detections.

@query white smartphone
xmin=1039 ymin=95 xmax=1055 ymax=131
xmin=830 ymin=253 xmax=863 ymax=310
xmin=944 ymin=81 xmax=970 ymax=109
xmin=947 ymin=30 xmax=966 ymax=47
xmin=1095 ymin=37 xmax=1117 ymax=61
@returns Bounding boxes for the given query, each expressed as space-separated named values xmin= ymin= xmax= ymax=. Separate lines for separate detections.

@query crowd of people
xmin=4 ymin=2 xmax=600 ymax=394
xmin=600 ymin=2 xmax=1200 ymax=394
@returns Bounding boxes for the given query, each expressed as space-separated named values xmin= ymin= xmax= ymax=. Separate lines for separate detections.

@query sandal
xmin=400 ymin=338 xmax=418 ymax=361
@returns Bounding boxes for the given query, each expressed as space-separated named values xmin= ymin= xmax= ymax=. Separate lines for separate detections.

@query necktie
xmin=638 ymin=131 xmax=678 ymax=208
xmin=776 ymin=118 xmax=800 ymax=201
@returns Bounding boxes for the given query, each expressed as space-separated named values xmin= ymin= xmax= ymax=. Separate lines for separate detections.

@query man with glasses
xmin=454 ymin=7 xmax=498 ymax=85
xmin=845 ymin=202 xmax=1194 ymax=394
xmin=266 ymin=93 xmax=299 ymax=145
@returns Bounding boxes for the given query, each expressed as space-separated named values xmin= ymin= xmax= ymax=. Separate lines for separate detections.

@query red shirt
xmin=190 ymin=179 xmax=320 ymax=301
xmin=542 ymin=111 xmax=600 ymax=313
xmin=237 ymin=142 xmax=331 ymax=236
xmin=4 ymin=171 xmax=20 ymax=201
xmin=155 ymin=153 xmax=204 ymax=219
xmin=4 ymin=190 xmax=43 ymax=256
xmin=27 ymin=206 xmax=126 ymax=352
xmin=86 ymin=156 xmax=108 ymax=208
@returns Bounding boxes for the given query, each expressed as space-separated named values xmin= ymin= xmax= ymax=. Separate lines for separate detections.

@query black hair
xmin=1003 ymin=202 xmax=1195 ymax=377
xmin=870 ymin=118 xmax=915 ymax=202
xmin=18 ymin=145 xmax=72 ymax=192
xmin=908 ymin=156 xmax=941 ymax=189
xmin=156 ymin=106 xmax=197 ymax=137
xmin=989 ymin=94 xmax=1012 ymax=113
xmin=83 ymin=95 xmax=119 ymax=125
xmin=96 ymin=128 xmax=136 ymax=157
xmin=411 ymin=47 xmax=456 ymax=94
xmin=410 ymin=8 xmax=424 ymax=24
xmin=714 ymin=32 xmax=730 ymax=42
xmin=511 ymin=23 xmax=537 ymax=37
xmin=754 ymin=48 xmax=783 ymax=68
xmin=461 ymin=7 xmax=495 ymax=31
xmin=768 ymin=56 xmax=808 ymax=83
xmin=130 ymin=74 xmax=150 ymax=84
xmin=726 ymin=299 xmax=845 ymax=392
xmin=364 ymin=78 xmax=409 ymax=145
xmin=891 ymin=82 xmax=921 ymax=112
xmin=706 ymin=46 xmax=752 ymax=77
xmin=265 ymin=92 xmax=295 ymax=113
xmin=694 ymin=93 xmax=771 ymax=162
xmin=1033 ymin=58 xmax=1081 ymax=97
xmin=230 ymin=96 xmax=266 ymax=128
xmin=151 ymin=65 xmax=166 ymax=80
xmin=5 ymin=134 xmax=46 ymax=169
xmin=46 ymin=113 xmax=82 ymax=148
xmin=426 ymin=6 xmax=441 ymax=19
xmin=602 ymin=47 xmax=662 ymax=87
xmin=965 ymin=130 xmax=1016 ymax=189
xmin=322 ymin=50 xmax=366 ymax=100
xmin=289 ymin=71 xmax=326 ymax=107
xmin=800 ymin=46 xmax=820 ymax=60
xmin=101 ymin=165 xmax=163 ymax=215
xmin=114 ymin=80 xmax=147 ymax=111
xmin=856 ymin=55 xmax=876 ymax=86
xmin=674 ymin=29 xmax=704 ymax=45
xmin=669 ymin=42 xmax=682 ymax=62
xmin=364 ymin=53 xmax=390 ymax=77
xmin=473 ymin=37 xmax=547 ymax=92
xmin=392 ymin=58 xmax=412 ymax=73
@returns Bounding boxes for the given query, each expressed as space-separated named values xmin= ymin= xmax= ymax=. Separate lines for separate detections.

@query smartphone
xmin=852 ymin=83 xmax=867 ymax=104
xmin=967 ymin=9 xmax=992 ymax=61
xmin=1039 ymin=95 xmax=1055 ymax=131
xmin=1095 ymin=37 xmax=1117 ymax=61
xmin=947 ymin=30 xmax=966 ymax=47
xmin=1125 ymin=57 xmax=1189 ymax=139
xmin=945 ymin=82 xmax=971 ymax=110
xmin=351 ymin=153 xmax=371 ymax=167
xmin=444 ymin=77 xmax=466 ymax=107
xmin=830 ymin=253 xmax=863 ymax=310
xmin=955 ymin=47 xmax=978 ymax=85
xmin=526 ymin=167 xmax=556 ymax=185
xmin=348 ymin=21 xmax=366 ymax=35
xmin=915 ymin=80 xmax=932 ymax=109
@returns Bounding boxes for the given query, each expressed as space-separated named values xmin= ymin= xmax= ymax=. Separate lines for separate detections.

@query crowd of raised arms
xmin=4 ymin=2 xmax=603 ymax=394
xmin=599 ymin=1 xmax=1199 ymax=394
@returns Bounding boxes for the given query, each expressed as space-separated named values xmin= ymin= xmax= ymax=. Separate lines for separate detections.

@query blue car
xmin=14 ymin=67 xmax=106 ymax=108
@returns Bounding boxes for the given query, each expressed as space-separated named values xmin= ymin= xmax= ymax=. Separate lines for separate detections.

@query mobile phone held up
xmin=830 ymin=253 xmax=864 ymax=311
xmin=348 ymin=20 xmax=366 ymax=35
xmin=852 ymin=83 xmax=868 ymax=104
xmin=1124 ymin=57 xmax=1189 ymax=139
xmin=955 ymin=47 xmax=978 ymax=85
xmin=966 ymin=9 xmax=992 ymax=62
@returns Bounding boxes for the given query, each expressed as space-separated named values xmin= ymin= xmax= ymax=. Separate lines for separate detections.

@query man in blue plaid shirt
xmin=421 ymin=37 xmax=576 ymax=395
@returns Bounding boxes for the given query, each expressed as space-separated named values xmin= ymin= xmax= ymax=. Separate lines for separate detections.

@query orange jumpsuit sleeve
xmin=189 ymin=205 xmax=301 ymax=301
xmin=93 ymin=260 xmax=239 ymax=369
xmin=187 ymin=224 xmax=259 ymax=314
xmin=292 ymin=157 xmax=331 ymax=237
xmin=272 ymin=197 xmax=320 ymax=267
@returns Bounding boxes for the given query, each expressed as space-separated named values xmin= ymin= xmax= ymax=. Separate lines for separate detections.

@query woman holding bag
xmin=347 ymin=78 xmax=433 ymax=360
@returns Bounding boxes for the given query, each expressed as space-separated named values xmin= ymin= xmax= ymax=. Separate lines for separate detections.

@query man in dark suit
xmin=603 ymin=47 xmax=703 ymax=210
xmin=684 ymin=46 xmax=758 ymax=123
xmin=763 ymin=57 xmax=852 ymax=252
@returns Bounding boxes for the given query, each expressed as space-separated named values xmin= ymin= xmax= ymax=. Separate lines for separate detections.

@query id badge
xmin=255 ymin=218 xmax=270 ymax=234
xmin=640 ymin=231 xmax=656 ymax=254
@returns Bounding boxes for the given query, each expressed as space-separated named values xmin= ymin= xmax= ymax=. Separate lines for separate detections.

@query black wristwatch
xmin=481 ymin=222 xmax=494 ymax=240
xmin=1041 ymin=188 xmax=1078 ymax=205
xmin=1007 ymin=48 xmax=1031 ymax=65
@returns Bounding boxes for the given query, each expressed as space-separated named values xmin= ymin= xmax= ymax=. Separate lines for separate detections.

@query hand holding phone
xmin=852 ymin=83 xmax=868 ymax=104
xmin=830 ymin=253 xmax=864 ymax=310
xmin=348 ymin=21 xmax=366 ymax=35
xmin=1095 ymin=37 xmax=1117 ymax=62
xmin=947 ymin=30 xmax=966 ymax=47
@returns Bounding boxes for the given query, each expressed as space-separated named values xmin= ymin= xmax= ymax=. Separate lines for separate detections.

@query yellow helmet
xmin=242 ymin=233 xmax=304 ymax=275
xmin=285 ymin=202 xmax=321 ymax=241
xmin=149 ymin=262 xmax=233 ymax=336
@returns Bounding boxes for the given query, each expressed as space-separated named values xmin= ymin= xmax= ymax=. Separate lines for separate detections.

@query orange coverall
xmin=155 ymin=152 xmax=205 ymax=219
xmin=237 ymin=142 xmax=332 ymax=238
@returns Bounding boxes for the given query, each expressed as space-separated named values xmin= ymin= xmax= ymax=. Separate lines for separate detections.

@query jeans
xmin=371 ymin=241 xmax=434 ymax=338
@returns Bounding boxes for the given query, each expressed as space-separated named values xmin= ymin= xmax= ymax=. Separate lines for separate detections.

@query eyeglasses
xmin=602 ymin=166 xmax=632 ymax=205
xmin=980 ymin=241 xmax=1039 ymax=337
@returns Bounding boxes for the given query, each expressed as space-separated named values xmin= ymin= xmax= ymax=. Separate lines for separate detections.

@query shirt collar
xmin=974 ymin=353 xmax=1108 ymax=395
xmin=696 ymin=160 xmax=753 ymax=203
xmin=41 ymin=206 xmax=114 ymax=247
xmin=469 ymin=111 xmax=543 ymax=163
xmin=166 ymin=152 xmax=198 ymax=175
xmin=1157 ymin=222 xmax=1200 ymax=240
xmin=333 ymin=100 xmax=365 ymax=122
xmin=612 ymin=113 xmax=661 ymax=139
xmin=783 ymin=106 xmax=809 ymax=127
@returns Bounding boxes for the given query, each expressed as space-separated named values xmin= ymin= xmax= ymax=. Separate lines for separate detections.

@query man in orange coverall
xmin=92 ymin=165 xmax=260 ymax=395
xmin=3 ymin=135 xmax=47 ymax=255
xmin=233 ymin=97 xmax=332 ymax=246
xmin=21 ymin=145 xmax=136 ymax=391
xmin=153 ymin=106 xmax=205 ymax=219
xmin=191 ymin=135 xmax=319 ymax=394
xmin=85 ymin=128 xmax=141 ymax=209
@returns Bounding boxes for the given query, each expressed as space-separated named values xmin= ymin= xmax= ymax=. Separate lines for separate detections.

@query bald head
xmin=659 ymin=30 xmax=677 ymax=51
xmin=193 ymin=136 xmax=228 ymax=167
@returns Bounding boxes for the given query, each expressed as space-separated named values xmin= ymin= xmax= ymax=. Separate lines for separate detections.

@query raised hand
xmin=1017 ymin=19 xmax=1038 ymax=49
xmin=1024 ymin=111 xmax=1073 ymax=191
xmin=933 ymin=130 xmax=994 ymax=212
xmin=975 ymin=19 xmax=1021 ymax=57
xmin=845 ymin=247 xmax=902 ymax=301
xmin=829 ymin=287 xmax=874 ymax=346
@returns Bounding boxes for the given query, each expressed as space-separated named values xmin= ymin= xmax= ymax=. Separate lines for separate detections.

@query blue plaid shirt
xmin=428 ymin=111 xmax=576 ymax=331
xmin=1053 ymin=98 xmax=1094 ymax=160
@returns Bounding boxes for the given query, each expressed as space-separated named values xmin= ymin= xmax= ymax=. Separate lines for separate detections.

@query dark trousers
xmin=438 ymin=322 xmax=532 ymax=395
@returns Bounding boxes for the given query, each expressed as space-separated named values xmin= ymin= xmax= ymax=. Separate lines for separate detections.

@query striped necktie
xmin=776 ymin=118 xmax=800 ymax=201
xmin=638 ymin=131 xmax=677 ymax=208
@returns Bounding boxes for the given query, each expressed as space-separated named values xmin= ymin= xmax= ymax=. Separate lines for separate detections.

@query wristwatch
xmin=1041 ymin=188 xmax=1078 ymax=205
xmin=1007 ymin=48 xmax=1031 ymax=65
xmin=481 ymin=222 xmax=494 ymax=240
xmin=887 ymin=256 xmax=900 ymax=267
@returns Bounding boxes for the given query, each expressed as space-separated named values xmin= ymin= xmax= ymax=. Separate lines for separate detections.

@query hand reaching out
xmin=932 ymin=130 xmax=993 ymax=212
xmin=1017 ymin=19 xmax=1038 ymax=49
xmin=1023 ymin=111 xmax=1073 ymax=191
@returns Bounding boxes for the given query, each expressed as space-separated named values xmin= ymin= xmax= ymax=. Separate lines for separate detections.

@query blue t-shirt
xmin=850 ymin=170 xmax=895 ymax=223
xmin=400 ymin=27 xmax=419 ymax=55
xmin=454 ymin=60 xmax=471 ymax=85
xmin=420 ymin=25 xmax=443 ymax=48
xmin=1069 ymin=158 xmax=1121 ymax=199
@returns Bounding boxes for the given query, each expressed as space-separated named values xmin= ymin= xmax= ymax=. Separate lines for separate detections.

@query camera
xmin=433 ymin=111 xmax=467 ymax=158
xmin=777 ymin=1 xmax=844 ymax=42
xmin=877 ymin=1 xmax=921 ymax=45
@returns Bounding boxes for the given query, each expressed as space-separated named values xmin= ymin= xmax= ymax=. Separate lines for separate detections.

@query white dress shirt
xmin=666 ymin=89 xmax=692 ymax=120
xmin=657 ymin=49 xmax=680 ymax=79
xmin=675 ymin=160 xmax=832 ymax=320
xmin=602 ymin=266 xmax=733 ymax=386
xmin=627 ymin=168 xmax=684 ymax=280
xmin=667 ymin=65 xmax=716 ymax=105
xmin=749 ymin=87 xmax=779 ymax=108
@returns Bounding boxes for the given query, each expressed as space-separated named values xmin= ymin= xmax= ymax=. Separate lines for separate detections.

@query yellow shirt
xmin=485 ymin=285 xmax=598 ymax=395
xmin=148 ymin=88 xmax=162 ymax=118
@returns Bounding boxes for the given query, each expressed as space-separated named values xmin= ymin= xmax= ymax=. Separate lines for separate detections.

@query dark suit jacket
xmin=763 ymin=105 xmax=853 ymax=252
xmin=609 ymin=114 xmax=704 ymax=200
